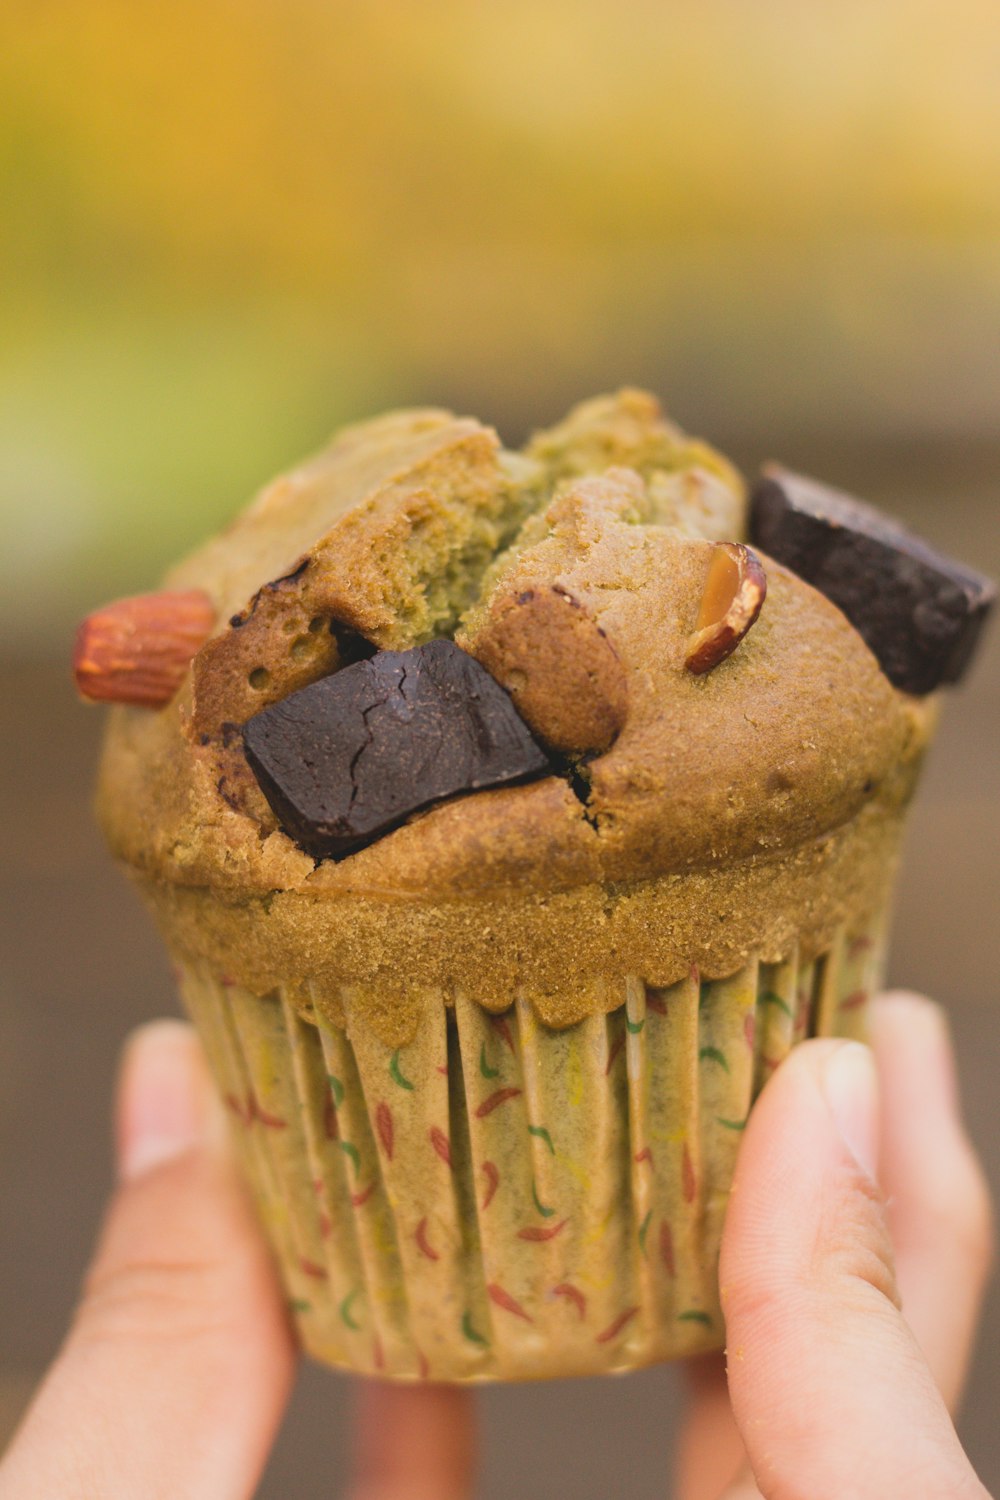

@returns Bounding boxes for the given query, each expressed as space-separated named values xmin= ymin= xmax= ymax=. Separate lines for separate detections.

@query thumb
xmin=0 ymin=1021 xmax=296 ymax=1500
xmin=719 ymin=1039 xmax=989 ymax=1500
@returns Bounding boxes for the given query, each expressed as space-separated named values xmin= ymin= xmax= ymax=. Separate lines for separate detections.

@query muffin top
xmin=93 ymin=389 xmax=930 ymax=901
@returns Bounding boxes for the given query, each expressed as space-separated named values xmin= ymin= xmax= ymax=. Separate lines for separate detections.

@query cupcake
xmin=76 ymin=390 xmax=994 ymax=1381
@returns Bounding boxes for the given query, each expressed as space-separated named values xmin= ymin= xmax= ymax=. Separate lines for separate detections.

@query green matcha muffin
xmin=77 ymin=390 xmax=991 ymax=1381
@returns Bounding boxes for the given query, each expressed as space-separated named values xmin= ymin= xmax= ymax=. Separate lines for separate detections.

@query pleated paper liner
xmin=177 ymin=921 xmax=885 ymax=1383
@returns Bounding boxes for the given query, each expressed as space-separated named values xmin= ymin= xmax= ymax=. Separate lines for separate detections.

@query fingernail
xmin=821 ymin=1041 xmax=879 ymax=1181
xmin=116 ymin=1020 xmax=207 ymax=1181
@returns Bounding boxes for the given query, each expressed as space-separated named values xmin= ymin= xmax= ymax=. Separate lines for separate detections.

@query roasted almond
xmin=685 ymin=543 xmax=767 ymax=675
xmin=74 ymin=589 xmax=216 ymax=707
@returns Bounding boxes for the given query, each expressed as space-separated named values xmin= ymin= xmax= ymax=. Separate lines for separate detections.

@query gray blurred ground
xmin=1 ymin=441 xmax=997 ymax=1497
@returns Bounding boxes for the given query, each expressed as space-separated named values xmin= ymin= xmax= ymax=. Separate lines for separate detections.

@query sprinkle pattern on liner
xmin=176 ymin=919 xmax=882 ymax=1381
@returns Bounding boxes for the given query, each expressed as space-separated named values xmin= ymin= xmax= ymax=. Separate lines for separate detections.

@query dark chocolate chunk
xmin=749 ymin=467 xmax=996 ymax=694
xmin=242 ymin=638 xmax=552 ymax=859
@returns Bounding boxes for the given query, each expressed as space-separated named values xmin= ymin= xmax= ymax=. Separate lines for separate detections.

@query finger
xmin=675 ymin=1354 xmax=748 ymax=1500
xmin=350 ymin=1380 xmax=476 ymax=1500
xmin=719 ymin=1038 xmax=989 ymax=1499
xmin=682 ymin=991 xmax=997 ymax=1498
xmin=0 ymin=1021 xmax=296 ymax=1500
xmin=871 ymin=991 xmax=994 ymax=1410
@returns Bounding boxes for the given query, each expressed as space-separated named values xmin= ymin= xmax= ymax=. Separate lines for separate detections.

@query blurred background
xmin=1 ymin=1 xmax=998 ymax=1494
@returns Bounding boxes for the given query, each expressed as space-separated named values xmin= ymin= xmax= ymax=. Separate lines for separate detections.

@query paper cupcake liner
xmin=176 ymin=920 xmax=885 ymax=1382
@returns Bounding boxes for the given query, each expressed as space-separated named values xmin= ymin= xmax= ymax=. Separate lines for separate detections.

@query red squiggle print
xmin=376 ymin=1102 xmax=394 ymax=1160
xmin=491 ymin=1015 xmax=516 ymax=1053
xmin=682 ymin=1144 xmax=696 ymax=1204
xmin=323 ymin=1094 xmax=339 ymax=1140
xmin=553 ymin=1283 xmax=587 ymax=1319
xmin=604 ymin=1035 xmax=626 ymax=1076
xmin=224 ymin=1092 xmax=253 ymax=1125
xmin=660 ymin=1221 xmax=676 ymax=1278
xmin=299 ymin=1257 xmax=328 ymax=1281
xmin=351 ymin=1182 xmax=376 ymax=1209
xmin=634 ymin=1147 xmax=653 ymax=1167
xmin=254 ymin=1101 xmax=287 ymax=1129
xmin=430 ymin=1126 xmax=452 ymax=1167
xmin=476 ymin=1087 xmax=522 ymax=1118
xmin=517 ymin=1218 xmax=568 ymax=1242
xmin=488 ymin=1283 xmax=533 ymax=1322
xmin=596 ymin=1305 xmax=639 ymax=1344
xmin=415 ymin=1217 xmax=440 ymax=1261
xmin=225 ymin=1091 xmax=287 ymax=1128
xmin=840 ymin=989 xmax=869 ymax=1011
xmin=481 ymin=1161 xmax=500 ymax=1210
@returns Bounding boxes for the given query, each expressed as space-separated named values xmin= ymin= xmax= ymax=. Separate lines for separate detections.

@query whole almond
xmin=74 ymin=589 xmax=216 ymax=708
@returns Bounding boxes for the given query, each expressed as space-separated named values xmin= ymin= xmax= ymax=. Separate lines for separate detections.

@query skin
xmin=0 ymin=995 xmax=993 ymax=1499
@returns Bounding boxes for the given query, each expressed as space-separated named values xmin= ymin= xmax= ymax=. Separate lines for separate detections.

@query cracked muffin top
xmin=92 ymin=389 xmax=930 ymax=903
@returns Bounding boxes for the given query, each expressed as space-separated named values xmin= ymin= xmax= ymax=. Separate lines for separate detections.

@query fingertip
xmin=722 ymin=1037 xmax=881 ymax=1287
xmin=115 ymin=1019 xmax=225 ymax=1181
xmin=872 ymin=990 xmax=950 ymax=1039
xmin=747 ymin=1036 xmax=874 ymax=1149
xmin=876 ymin=987 xmax=939 ymax=1009
xmin=353 ymin=1380 xmax=476 ymax=1499
xmin=117 ymin=1018 xmax=206 ymax=1103
xmin=870 ymin=991 xmax=959 ymax=1120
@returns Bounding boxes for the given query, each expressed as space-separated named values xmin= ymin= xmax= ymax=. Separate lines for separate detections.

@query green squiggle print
xmin=625 ymin=1015 xmax=645 ymax=1034
xmin=759 ymin=991 xmax=793 ymax=1019
xmin=479 ymin=1043 xmax=500 ymax=1080
xmin=532 ymin=1180 xmax=556 ymax=1218
xmin=327 ymin=1073 xmax=345 ymax=1105
xmin=462 ymin=1311 xmax=489 ymax=1347
xmin=389 ymin=1050 xmax=415 ymax=1090
xmin=679 ymin=1309 xmax=713 ymax=1327
xmin=340 ymin=1290 xmax=361 ymax=1331
xmin=527 ymin=1124 xmax=555 ymax=1155
xmin=638 ymin=1209 xmax=653 ymax=1255
xmin=716 ymin=1116 xmax=748 ymax=1131
xmin=699 ymin=1045 xmax=729 ymax=1071
xmin=340 ymin=1140 xmax=361 ymax=1172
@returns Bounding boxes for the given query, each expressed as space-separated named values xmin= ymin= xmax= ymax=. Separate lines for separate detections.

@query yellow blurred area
xmin=1 ymin=0 xmax=999 ymax=643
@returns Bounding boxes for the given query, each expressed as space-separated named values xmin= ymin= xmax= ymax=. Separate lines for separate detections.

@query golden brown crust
xmin=94 ymin=392 xmax=934 ymax=1037
xmin=170 ymin=411 xmax=516 ymax=738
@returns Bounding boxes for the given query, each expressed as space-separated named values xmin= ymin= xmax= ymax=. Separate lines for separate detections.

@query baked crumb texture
xmin=97 ymin=390 xmax=932 ymax=1038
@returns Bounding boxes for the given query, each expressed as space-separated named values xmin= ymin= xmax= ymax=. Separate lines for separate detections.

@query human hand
xmin=0 ymin=1020 xmax=474 ymax=1500
xmin=676 ymin=991 xmax=995 ymax=1499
